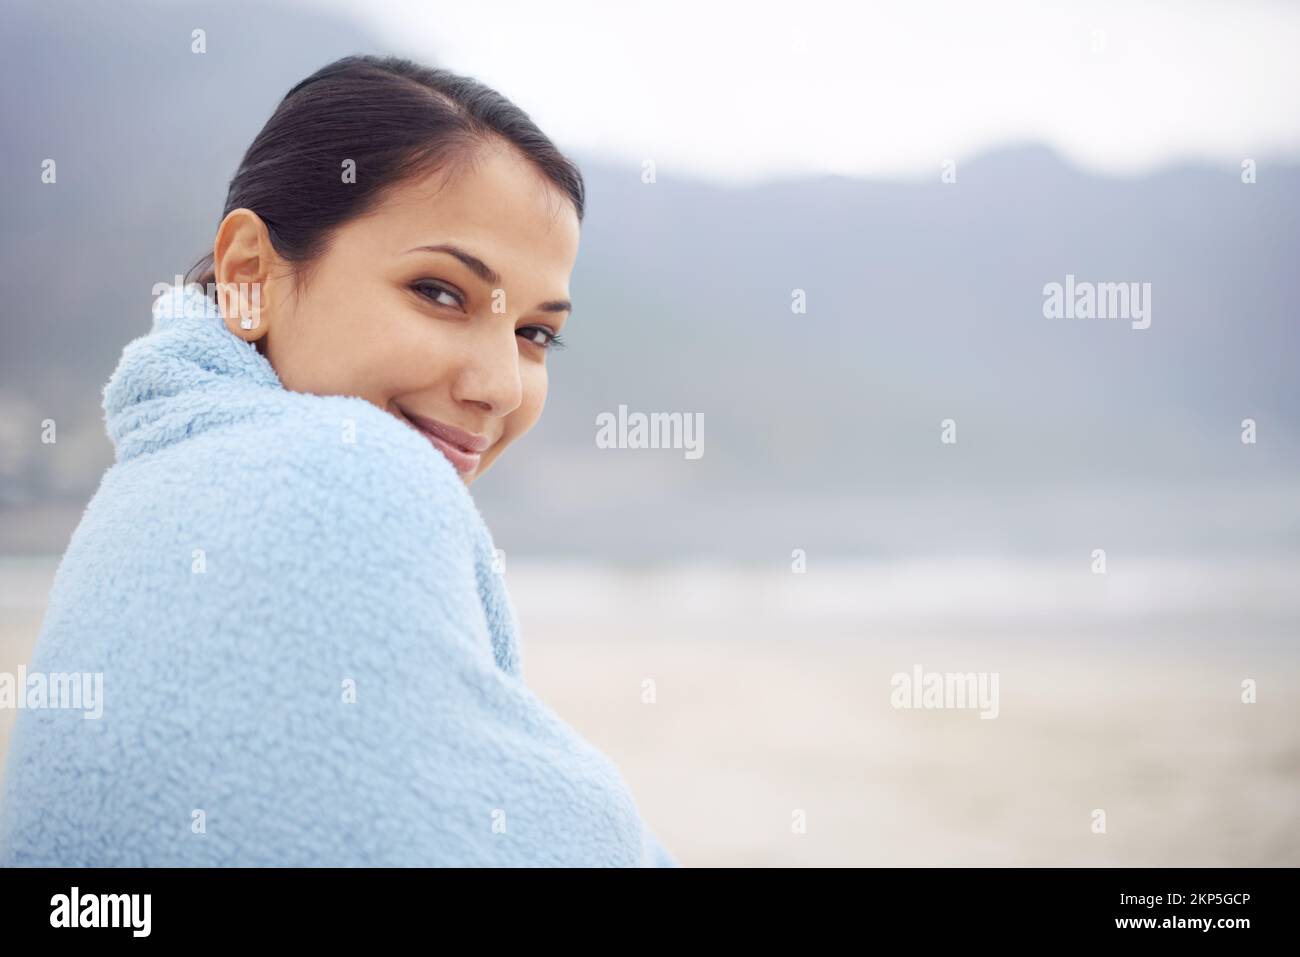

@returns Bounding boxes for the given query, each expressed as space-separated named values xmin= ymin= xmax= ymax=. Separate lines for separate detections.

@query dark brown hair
xmin=187 ymin=54 xmax=584 ymax=292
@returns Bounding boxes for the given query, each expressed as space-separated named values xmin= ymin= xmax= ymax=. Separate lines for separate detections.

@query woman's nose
xmin=451 ymin=326 xmax=523 ymax=416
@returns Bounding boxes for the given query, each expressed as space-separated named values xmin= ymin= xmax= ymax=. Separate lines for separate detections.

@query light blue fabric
xmin=0 ymin=283 xmax=677 ymax=867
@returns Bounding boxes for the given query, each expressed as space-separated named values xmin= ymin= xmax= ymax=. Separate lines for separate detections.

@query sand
xmin=3 ymin=557 xmax=1297 ymax=865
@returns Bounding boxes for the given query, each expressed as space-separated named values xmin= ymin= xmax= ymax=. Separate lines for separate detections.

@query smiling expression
xmin=230 ymin=140 xmax=581 ymax=484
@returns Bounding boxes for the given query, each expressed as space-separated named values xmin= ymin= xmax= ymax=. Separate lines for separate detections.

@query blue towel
xmin=0 ymin=283 xmax=677 ymax=867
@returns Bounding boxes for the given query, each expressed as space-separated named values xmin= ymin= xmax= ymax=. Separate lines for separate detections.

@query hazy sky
xmin=303 ymin=0 xmax=1300 ymax=183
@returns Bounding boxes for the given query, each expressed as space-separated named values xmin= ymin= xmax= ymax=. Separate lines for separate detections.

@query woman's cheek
xmin=519 ymin=363 xmax=548 ymax=430
xmin=486 ymin=367 xmax=546 ymax=467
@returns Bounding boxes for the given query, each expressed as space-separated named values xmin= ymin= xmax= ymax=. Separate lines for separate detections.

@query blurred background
xmin=1 ymin=0 xmax=1297 ymax=864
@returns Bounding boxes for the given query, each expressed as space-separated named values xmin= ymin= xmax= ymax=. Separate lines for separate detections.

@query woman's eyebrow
xmin=407 ymin=243 xmax=501 ymax=285
xmin=405 ymin=243 xmax=571 ymax=314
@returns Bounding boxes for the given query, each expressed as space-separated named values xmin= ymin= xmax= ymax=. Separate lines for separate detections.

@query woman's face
xmin=216 ymin=142 xmax=580 ymax=484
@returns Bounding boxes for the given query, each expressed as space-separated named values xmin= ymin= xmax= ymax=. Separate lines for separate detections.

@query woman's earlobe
xmin=219 ymin=280 xmax=269 ymax=340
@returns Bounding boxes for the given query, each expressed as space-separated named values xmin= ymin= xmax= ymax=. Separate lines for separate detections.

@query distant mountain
xmin=3 ymin=0 xmax=1297 ymax=560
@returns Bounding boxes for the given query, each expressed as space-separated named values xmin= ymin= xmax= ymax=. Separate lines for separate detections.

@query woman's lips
xmin=398 ymin=408 xmax=490 ymax=475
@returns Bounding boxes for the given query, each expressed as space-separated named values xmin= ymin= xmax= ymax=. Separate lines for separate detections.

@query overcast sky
xmin=302 ymin=0 xmax=1300 ymax=183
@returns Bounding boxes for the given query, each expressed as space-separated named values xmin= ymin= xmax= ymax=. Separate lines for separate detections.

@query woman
xmin=0 ymin=55 xmax=677 ymax=867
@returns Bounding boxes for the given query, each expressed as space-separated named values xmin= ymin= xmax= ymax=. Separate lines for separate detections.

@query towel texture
xmin=0 ymin=283 xmax=677 ymax=867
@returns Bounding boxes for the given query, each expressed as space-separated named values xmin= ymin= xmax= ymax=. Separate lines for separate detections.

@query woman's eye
xmin=412 ymin=280 xmax=463 ymax=309
xmin=518 ymin=326 xmax=564 ymax=350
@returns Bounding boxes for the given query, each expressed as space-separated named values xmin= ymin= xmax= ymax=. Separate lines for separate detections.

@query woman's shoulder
xmin=91 ymin=384 xmax=487 ymax=581
xmin=212 ymin=389 xmax=484 ymax=554
xmin=262 ymin=390 xmax=464 ymax=492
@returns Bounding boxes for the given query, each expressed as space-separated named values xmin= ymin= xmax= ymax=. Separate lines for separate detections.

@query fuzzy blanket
xmin=0 ymin=283 xmax=677 ymax=867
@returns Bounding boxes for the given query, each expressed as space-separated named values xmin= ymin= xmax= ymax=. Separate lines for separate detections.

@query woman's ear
xmin=213 ymin=208 xmax=277 ymax=341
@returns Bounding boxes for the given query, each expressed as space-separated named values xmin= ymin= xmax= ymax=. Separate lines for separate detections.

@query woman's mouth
xmin=397 ymin=408 xmax=490 ymax=475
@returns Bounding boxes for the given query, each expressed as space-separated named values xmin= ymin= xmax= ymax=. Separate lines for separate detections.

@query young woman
xmin=0 ymin=55 xmax=677 ymax=867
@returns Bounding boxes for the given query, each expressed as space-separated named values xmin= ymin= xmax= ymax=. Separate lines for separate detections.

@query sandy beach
xmin=3 ymin=556 xmax=1297 ymax=866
